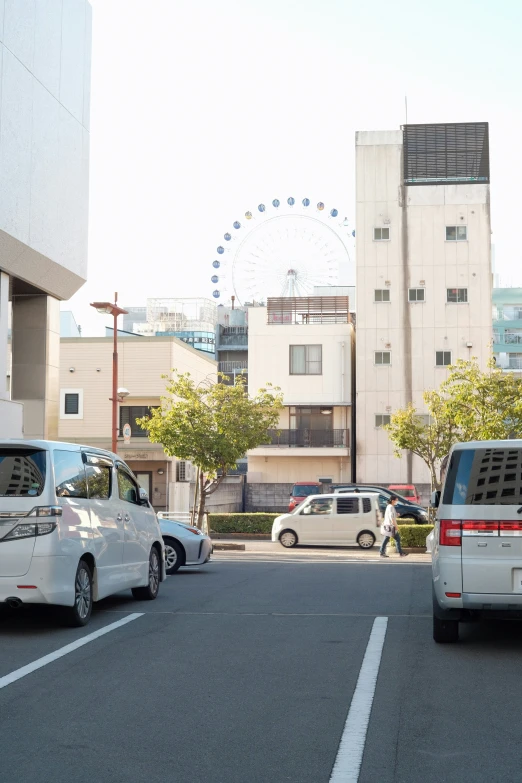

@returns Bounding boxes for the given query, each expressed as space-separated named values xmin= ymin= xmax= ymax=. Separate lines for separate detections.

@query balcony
xmin=267 ymin=296 xmax=350 ymax=325
xmin=493 ymin=333 xmax=522 ymax=345
xmin=218 ymin=361 xmax=248 ymax=373
xmin=264 ymin=429 xmax=349 ymax=447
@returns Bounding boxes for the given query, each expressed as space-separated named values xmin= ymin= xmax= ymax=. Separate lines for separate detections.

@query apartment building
xmin=355 ymin=123 xmax=492 ymax=485
xmin=247 ymin=296 xmax=354 ymax=484
xmin=493 ymin=288 xmax=522 ymax=373
xmin=58 ymin=336 xmax=216 ymax=510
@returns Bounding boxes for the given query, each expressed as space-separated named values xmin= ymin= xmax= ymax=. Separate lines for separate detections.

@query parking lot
xmin=2 ymin=549 xmax=522 ymax=783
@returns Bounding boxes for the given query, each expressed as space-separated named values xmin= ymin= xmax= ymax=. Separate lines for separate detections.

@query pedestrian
xmin=380 ymin=495 xmax=407 ymax=558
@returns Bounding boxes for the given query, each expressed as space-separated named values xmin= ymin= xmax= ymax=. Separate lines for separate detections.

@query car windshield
xmin=392 ymin=487 xmax=415 ymax=497
xmin=443 ymin=447 xmax=522 ymax=505
xmin=291 ymin=484 xmax=319 ymax=497
xmin=0 ymin=449 xmax=47 ymax=497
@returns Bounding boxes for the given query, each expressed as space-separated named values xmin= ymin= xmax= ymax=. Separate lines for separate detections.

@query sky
xmin=67 ymin=0 xmax=522 ymax=335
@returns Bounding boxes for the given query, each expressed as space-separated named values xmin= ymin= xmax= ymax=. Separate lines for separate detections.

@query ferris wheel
xmin=210 ymin=198 xmax=355 ymax=305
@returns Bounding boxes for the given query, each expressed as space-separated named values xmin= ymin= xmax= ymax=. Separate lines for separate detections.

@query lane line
xmin=0 ymin=613 xmax=144 ymax=691
xmin=330 ymin=616 xmax=388 ymax=783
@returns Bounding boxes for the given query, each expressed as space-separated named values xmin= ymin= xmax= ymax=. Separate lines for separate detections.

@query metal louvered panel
xmin=403 ymin=122 xmax=490 ymax=185
xmin=267 ymin=296 xmax=350 ymax=325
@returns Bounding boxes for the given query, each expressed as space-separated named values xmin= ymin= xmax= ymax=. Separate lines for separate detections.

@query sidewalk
xmin=212 ymin=539 xmax=431 ymax=563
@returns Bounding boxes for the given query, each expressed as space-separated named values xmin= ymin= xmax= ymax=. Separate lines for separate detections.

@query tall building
xmin=493 ymin=288 xmax=522 ymax=373
xmin=355 ymin=123 xmax=492 ymax=485
xmin=128 ymin=298 xmax=217 ymax=357
xmin=216 ymin=303 xmax=248 ymax=387
xmin=0 ymin=3 xmax=92 ymax=438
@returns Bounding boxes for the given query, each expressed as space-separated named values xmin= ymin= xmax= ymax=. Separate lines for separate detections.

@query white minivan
xmin=431 ymin=440 xmax=522 ymax=643
xmin=272 ymin=492 xmax=382 ymax=549
xmin=0 ymin=440 xmax=165 ymax=626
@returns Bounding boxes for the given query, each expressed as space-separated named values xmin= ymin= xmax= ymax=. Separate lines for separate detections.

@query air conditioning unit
xmin=176 ymin=460 xmax=195 ymax=482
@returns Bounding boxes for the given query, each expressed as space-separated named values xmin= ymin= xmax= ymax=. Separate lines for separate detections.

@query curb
xmin=212 ymin=543 xmax=246 ymax=551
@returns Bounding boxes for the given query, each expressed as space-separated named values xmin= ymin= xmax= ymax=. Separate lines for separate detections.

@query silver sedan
xmin=158 ymin=518 xmax=212 ymax=575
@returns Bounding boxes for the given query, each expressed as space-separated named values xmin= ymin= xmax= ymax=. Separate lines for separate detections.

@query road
xmin=1 ymin=547 xmax=522 ymax=782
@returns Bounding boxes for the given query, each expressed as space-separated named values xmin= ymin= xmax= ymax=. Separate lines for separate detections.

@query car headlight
xmin=186 ymin=527 xmax=202 ymax=536
xmin=419 ymin=510 xmax=428 ymax=519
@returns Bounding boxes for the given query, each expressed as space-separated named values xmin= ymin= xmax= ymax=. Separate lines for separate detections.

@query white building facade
xmin=355 ymin=123 xmax=492 ymax=485
xmin=247 ymin=297 xmax=354 ymax=484
xmin=0 ymin=1 xmax=92 ymax=438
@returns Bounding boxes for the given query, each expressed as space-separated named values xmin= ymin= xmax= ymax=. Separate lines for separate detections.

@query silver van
xmin=431 ymin=440 xmax=522 ymax=642
xmin=0 ymin=440 xmax=165 ymax=626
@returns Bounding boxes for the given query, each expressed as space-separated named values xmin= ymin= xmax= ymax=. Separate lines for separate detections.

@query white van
xmin=272 ymin=492 xmax=382 ymax=549
xmin=0 ymin=440 xmax=165 ymax=626
xmin=431 ymin=440 xmax=522 ymax=643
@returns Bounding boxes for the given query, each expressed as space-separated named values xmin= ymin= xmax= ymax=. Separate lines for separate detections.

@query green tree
xmin=385 ymin=358 xmax=522 ymax=490
xmin=137 ymin=372 xmax=283 ymax=528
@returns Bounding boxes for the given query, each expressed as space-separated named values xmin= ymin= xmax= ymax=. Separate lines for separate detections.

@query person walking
xmin=380 ymin=496 xmax=407 ymax=557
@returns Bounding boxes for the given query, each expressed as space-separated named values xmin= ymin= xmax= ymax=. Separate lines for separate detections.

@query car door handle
xmin=116 ymin=513 xmax=123 ymax=521
xmin=124 ymin=514 xmax=131 ymax=522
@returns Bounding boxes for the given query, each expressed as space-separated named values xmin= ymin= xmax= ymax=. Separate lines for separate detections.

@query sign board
xmin=122 ymin=423 xmax=132 ymax=443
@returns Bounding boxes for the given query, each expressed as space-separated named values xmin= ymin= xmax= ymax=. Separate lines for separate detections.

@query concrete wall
xmin=248 ymin=455 xmax=350 ymax=484
xmin=355 ymin=129 xmax=492 ymax=484
xmin=246 ymin=483 xmax=293 ymax=513
xmin=0 ymin=0 xmax=91 ymax=300
xmin=191 ymin=478 xmax=243 ymax=513
xmin=0 ymin=397 xmax=23 ymax=437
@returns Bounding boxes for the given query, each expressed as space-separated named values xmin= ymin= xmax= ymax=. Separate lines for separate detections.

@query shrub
xmin=396 ymin=524 xmax=433 ymax=548
xmin=209 ymin=513 xmax=279 ymax=535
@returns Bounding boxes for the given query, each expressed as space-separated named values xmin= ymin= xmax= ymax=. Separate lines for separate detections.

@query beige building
xmin=58 ymin=336 xmax=216 ymax=510
xmin=247 ymin=297 xmax=354 ymax=484
xmin=355 ymin=123 xmax=492 ymax=485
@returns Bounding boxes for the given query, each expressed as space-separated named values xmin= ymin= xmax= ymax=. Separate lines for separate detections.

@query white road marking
xmin=330 ymin=616 xmax=388 ymax=782
xmin=0 ymin=613 xmax=144 ymax=691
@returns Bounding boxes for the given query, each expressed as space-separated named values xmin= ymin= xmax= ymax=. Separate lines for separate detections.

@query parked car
xmin=388 ymin=483 xmax=420 ymax=504
xmin=157 ymin=515 xmax=212 ymax=574
xmin=288 ymin=482 xmax=322 ymax=511
xmin=0 ymin=440 xmax=165 ymax=627
xmin=273 ymin=492 xmax=382 ymax=549
xmin=431 ymin=440 xmax=522 ymax=643
xmin=334 ymin=484 xmax=429 ymax=524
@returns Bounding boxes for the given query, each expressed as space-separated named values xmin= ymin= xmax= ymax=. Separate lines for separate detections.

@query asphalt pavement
xmin=1 ymin=548 xmax=521 ymax=782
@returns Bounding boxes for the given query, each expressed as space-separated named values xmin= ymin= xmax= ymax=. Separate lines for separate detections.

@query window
xmin=0 ymin=448 xmax=46 ymax=497
xmin=289 ymin=345 xmax=322 ymax=375
xmin=447 ymin=288 xmax=468 ymax=304
xmin=374 ymin=289 xmax=390 ymax=302
xmin=374 ymin=351 xmax=391 ymax=365
xmin=117 ymin=467 xmax=140 ymax=505
xmin=408 ymin=288 xmax=425 ymax=302
xmin=54 ymin=450 xmax=87 ymax=498
xmin=60 ymin=389 xmax=83 ymax=419
xmin=120 ymin=406 xmax=153 ymax=437
xmin=373 ymin=227 xmax=390 ymax=241
xmin=436 ymin=351 xmax=452 ymax=367
xmin=446 ymin=225 xmax=467 ymax=241
xmin=85 ymin=464 xmax=112 ymax=499
xmin=375 ymin=414 xmax=391 ymax=428
xmin=336 ymin=496 xmax=359 ymax=514
xmin=300 ymin=497 xmax=333 ymax=515
xmin=443 ymin=448 xmax=522 ymax=505
xmin=362 ymin=498 xmax=372 ymax=513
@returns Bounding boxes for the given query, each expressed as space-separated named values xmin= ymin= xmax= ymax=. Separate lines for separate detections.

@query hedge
xmin=209 ymin=513 xmax=279 ymax=534
xmin=394 ymin=524 xmax=433 ymax=548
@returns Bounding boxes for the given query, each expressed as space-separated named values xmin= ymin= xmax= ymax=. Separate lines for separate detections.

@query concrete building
xmin=125 ymin=298 xmax=217 ymax=357
xmin=355 ymin=122 xmax=492 ymax=486
xmin=0 ymin=2 xmax=91 ymax=439
xmin=58 ymin=335 xmax=217 ymax=511
xmin=247 ymin=296 xmax=354 ymax=486
xmin=356 ymin=123 xmax=492 ymax=483
xmin=60 ymin=311 xmax=81 ymax=337
xmin=216 ymin=303 xmax=249 ymax=388
xmin=493 ymin=288 xmax=522 ymax=372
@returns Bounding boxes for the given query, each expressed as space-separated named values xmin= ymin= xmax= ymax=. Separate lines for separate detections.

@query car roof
xmin=0 ymin=439 xmax=118 ymax=460
xmin=306 ymin=492 xmax=380 ymax=500
xmin=452 ymin=440 xmax=522 ymax=450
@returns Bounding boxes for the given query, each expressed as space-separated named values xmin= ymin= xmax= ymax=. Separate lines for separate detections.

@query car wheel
xmin=433 ymin=614 xmax=459 ymax=643
xmin=163 ymin=537 xmax=185 ymax=575
xmin=279 ymin=530 xmax=298 ymax=548
xmin=357 ymin=531 xmax=375 ymax=549
xmin=62 ymin=559 xmax=93 ymax=627
xmin=132 ymin=546 xmax=161 ymax=601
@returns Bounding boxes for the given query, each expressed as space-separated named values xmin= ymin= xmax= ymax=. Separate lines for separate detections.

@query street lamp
xmin=90 ymin=293 xmax=128 ymax=454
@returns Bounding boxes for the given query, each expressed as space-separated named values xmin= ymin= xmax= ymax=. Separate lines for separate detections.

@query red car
xmin=288 ymin=482 xmax=322 ymax=512
xmin=387 ymin=484 xmax=420 ymax=504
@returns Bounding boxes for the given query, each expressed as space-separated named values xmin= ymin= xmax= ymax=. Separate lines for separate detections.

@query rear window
xmin=443 ymin=447 xmax=522 ymax=505
xmin=0 ymin=449 xmax=47 ymax=497
xmin=291 ymin=484 xmax=320 ymax=497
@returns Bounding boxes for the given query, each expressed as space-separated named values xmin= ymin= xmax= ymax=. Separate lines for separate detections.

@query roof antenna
xmin=405 ymin=95 xmax=408 ymax=125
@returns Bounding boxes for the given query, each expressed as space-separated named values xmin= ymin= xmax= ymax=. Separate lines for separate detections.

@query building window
xmin=120 ymin=405 xmax=153 ymax=437
xmin=374 ymin=351 xmax=391 ymax=365
xmin=446 ymin=225 xmax=467 ymax=241
xmin=375 ymin=414 xmax=391 ymax=428
xmin=374 ymin=289 xmax=390 ymax=302
xmin=447 ymin=288 xmax=468 ymax=304
xmin=289 ymin=345 xmax=322 ymax=375
xmin=408 ymin=288 xmax=425 ymax=302
xmin=60 ymin=389 xmax=83 ymax=419
xmin=436 ymin=351 xmax=452 ymax=367
xmin=373 ymin=227 xmax=390 ymax=241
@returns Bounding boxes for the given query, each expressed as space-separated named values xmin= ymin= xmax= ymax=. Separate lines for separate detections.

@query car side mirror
xmin=431 ymin=490 xmax=441 ymax=508
xmin=139 ymin=487 xmax=150 ymax=506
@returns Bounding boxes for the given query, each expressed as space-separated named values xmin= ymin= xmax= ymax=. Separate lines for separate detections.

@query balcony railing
xmin=218 ymin=361 xmax=248 ymax=372
xmin=493 ymin=333 xmax=522 ymax=345
xmin=494 ymin=311 xmax=522 ymax=322
xmin=262 ymin=429 xmax=349 ymax=448
xmin=218 ymin=333 xmax=248 ymax=346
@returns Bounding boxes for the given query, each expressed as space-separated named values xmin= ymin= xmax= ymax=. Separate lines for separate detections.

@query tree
xmin=385 ymin=358 xmax=522 ymax=490
xmin=137 ymin=372 xmax=283 ymax=528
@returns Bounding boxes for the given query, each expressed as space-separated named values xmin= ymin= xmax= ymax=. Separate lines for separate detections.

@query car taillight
xmin=500 ymin=521 xmax=522 ymax=536
xmin=461 ymin=520 xmax=499 ymax=536
xmin=440 ymin=520 xmax=462 ymax=547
